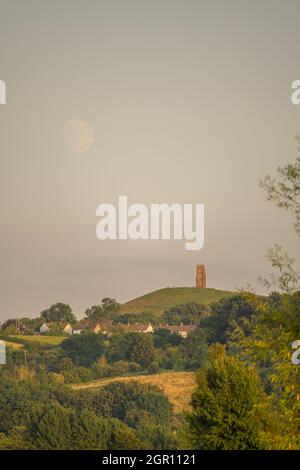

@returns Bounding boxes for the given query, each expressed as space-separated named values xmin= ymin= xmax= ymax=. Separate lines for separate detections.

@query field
xmin=120 ymin=287 xmax=234 ymax=317
xmin=0 ymin=335 xmax=65 ymax=347
xmin=72 ymin=371 xmax=197 ymax=413
xmin=1 ymin=339 xmax=24 ymax=349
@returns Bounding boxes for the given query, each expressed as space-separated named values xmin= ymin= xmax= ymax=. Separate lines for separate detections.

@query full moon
xmin=62 ymin=119 xmax=94 ymax=154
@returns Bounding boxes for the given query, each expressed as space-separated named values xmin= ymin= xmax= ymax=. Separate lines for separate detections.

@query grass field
xmin=1 ymin=339 xmax=24 ymax=349
xmin=120 ymin=287 xmax=233 ymax=317
xmin=0 ymin=335 xmax=65 ymax=346
xmin=72 ymin=371 xmax=196 ymax=413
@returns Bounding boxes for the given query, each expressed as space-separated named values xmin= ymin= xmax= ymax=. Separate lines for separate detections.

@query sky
xmin=0 ymin=0 xmax=300 ymax=320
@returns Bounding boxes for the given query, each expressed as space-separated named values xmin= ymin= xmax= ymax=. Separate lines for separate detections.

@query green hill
xmin=120 ymin=287 xmax=234 ymax=317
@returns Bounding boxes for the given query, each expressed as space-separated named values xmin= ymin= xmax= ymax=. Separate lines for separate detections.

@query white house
xmin=72 ymin=321 xmax=90 ymax=335
xmin=40 ymin=323 xmax=50 ymax=334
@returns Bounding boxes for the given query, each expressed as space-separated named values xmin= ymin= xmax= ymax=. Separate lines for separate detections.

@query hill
xmin=120 ymin=287 xmax=234 ymax=317
xmin=72 ymin=371 xmax=196 ymax=414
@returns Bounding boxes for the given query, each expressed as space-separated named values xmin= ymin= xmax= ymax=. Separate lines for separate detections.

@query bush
xmin=148 ymin=362 xmax=160 ymax=374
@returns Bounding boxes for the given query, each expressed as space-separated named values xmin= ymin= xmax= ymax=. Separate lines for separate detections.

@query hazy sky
xmin=1 ymin=0 xmax=300 ymax=320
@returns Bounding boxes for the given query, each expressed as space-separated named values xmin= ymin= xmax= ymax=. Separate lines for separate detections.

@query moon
xmin=62 ymin=119 xmax=93 ymax=154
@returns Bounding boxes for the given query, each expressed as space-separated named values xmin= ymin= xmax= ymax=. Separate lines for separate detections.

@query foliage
xmin=106 ymin=332 xmax=156 ymax=367
xmin=228 ymin=291 xmax=300 ymax=448
xmin=61 ymin=332 xmax=105 ymax=367
xmin=200 ymin=293 xmax=258 ymax=344
xmin=40 ymin=303 xmax=76 ymax=323
xmin=163 ymin=302 xmax=206 ymax=325
xmin=186 ymin=345 xmax=289 ymax=450
xmin=259 ymin=148 xmax=300 ymax=292
xmin=259 ymin=244 xmax=299 ymax=293
xmin=153 ymin=328 xmax=182 ymax=349
xmin=85 ymin=298 xmax=121 ymax=321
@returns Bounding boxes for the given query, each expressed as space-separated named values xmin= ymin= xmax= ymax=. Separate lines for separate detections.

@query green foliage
xmin=259 ymin=148 xmax=300 ymax=292
xmin=163 ymin=302 xmax=206 ymax=325
xmin=153 ymin=328 xmax=182 ymax=349
xmin=85 ymin=298 xmax=121 ymax=321
xmin=180 ymin=328 xmax=208 ymax=369
xmin=87 ymin=381 xmax=172 ymax=424
xmin=26 ymin=400 xmax=142 ymax=449
xmin=228 ymin=291 xmax=300 ymax=447
xmin=200 ymin=293 xmax=257 ymax=344
xmin=61 ymin=332 xmax=105 ymax=367
xmin=106 ymin=332 xmax=156 ymax=368
xmin=260 ymin=149 xmax=300 ymax=237
xmin=40 ymin=303 xmax=76 ymax=323
xmin=186 ymin=345 xmax=286 ymax=450
xmin=0 ymin=369 xmax=175 ymax=450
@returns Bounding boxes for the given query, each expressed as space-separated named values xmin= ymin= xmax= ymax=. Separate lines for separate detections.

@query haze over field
xmin=1 ymin=0 xmax=300 ymax=319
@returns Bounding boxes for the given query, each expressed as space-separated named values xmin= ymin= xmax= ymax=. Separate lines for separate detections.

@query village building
xmin=72 ymin=321 xmax=111 ymax=335
xmin=62 ymin=322 xmax=73 ymax=335
xmin=39 ymin=323 xmax=51 ymax=334
xmin=155 ymin=323 xmax=197 ymax=338
xmin=72 ymin=321 xmax=90 ymax=335
xmin=117 ymin=322 xmax=154 ymax=334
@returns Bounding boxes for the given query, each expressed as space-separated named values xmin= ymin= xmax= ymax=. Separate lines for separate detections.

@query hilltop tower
xmin=196 ymin=264 xmax=206 ymax=288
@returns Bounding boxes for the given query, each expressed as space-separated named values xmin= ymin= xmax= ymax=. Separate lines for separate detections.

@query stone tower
xmin=196 ymin=264 xmax=206 ymax=288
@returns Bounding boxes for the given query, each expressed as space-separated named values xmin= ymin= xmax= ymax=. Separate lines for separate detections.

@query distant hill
xmin=120 ymin=287 xmax=234 ymax=317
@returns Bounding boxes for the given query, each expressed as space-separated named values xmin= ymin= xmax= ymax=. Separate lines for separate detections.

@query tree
xmin=131 ymin=333 xmax=156 ymax=367
xmin=26 ymin=400 xmax=140 ymax=449
xmin=260 ymin=145 xmax=300 ymax=292
xmin=101 ymin=298 xmax=121 ymax=319
xmin=228 ymin=291 xmax=300 ymax=448
xmin=153 ymin=328 xmax=182 ymax=349
xmin=85 ymin=305 xmax=105 ymax=321
xmin=180 ymin=328 xmax=208 ymax=369
xmin=186 ymin=345 xmax=286 ymax=450
xmin=61 ymin=332 xmax=105 ymax=367
xmin=90 ymin=381 xmax=172 ymax=424
xmin=40 ymin=303 xmax=76 ymax=323
xmin=85 ymin=298 xmax=120 ymax=321
xmin=163 ymin=302 xmax=206 ymax=325
xmin=106 ymin=332 xmax=156 ymax=368
xmin=200 ymin=293 xmax=257 ymax=344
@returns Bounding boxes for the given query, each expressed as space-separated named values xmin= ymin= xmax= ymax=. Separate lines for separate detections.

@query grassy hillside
xmin=120 ymin=287 xmax=234 ymax=317
xmin=0 ymin=338 xmax=24 ymax=349
xmin=72 ymin=371 xmax=196 ymax=414
xmin=0 ymin=335 xmax=65 ymax=347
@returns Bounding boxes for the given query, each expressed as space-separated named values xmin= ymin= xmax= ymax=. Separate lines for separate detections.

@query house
xmin=118 ymin=322 xmax=154 ymax=334
xmin=91 ymin=320 xmax=112 ymax=335
xmin=72 ymin=321 xmax=90 ymax=335
xmin=155 ymin=324 xmax=197 ymax=338
xmin=62 ymin=322 xmax=73 ymax=335
xmin=89 ymin=322 xmax=106 ymax=334
xmin=72 ymin=320 xmax=111 ymax=335
xmin=40 ymin=323 xmax=51 ymax=334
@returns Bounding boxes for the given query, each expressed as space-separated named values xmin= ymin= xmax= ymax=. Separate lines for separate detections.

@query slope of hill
xmin=120 ymin=287 xmax=234 ymax=317
xmin=0 ymin=335 xmax=64 ymax=347
xmin=72 ymin=371 xmax=196 ymax=414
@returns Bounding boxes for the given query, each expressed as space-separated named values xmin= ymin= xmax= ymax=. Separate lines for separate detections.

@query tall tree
xmin=186 ymin=345 xmax=288 ymax=450
xmin=40 ymin=303 xmax=76 ymax=323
